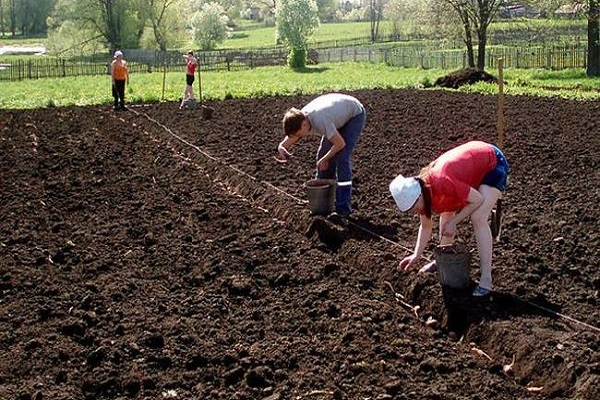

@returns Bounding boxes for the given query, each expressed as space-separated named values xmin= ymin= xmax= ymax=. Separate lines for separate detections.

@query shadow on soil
xmin=440 ymin=286 xmax=561 ymax=339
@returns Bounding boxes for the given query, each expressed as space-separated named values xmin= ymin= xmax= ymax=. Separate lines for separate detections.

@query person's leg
xmin=472 ymin=184 xmax=502 ymax=291
xmin=189 ymin=78 xmax=195 ymax=100
xmin=112 ymin=84 xmax=119 ymax=110
xmin=181 ymin=84 xmax=190 ymax=108
xmin=332 ymin=112 xmax=366 ymax=215
xmin=116 ymin=80 xmax=126 ymax=109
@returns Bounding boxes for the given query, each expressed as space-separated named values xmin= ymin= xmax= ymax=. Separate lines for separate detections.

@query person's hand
xmin=441 ymin=220 xmax=457 ymax=238
xmin=398 ymin=254 xmax=418 ymax=271
xmin=276 ymin=143 xmax=293 ymax=162
xmin=317 ymin=158 xmax=329 ymax=171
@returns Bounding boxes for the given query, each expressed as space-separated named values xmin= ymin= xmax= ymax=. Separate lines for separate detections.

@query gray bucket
xmin=305 ymin=179 xmax=336 ymax=215
xmin=434 ymin=243 xmax=471 ymax=289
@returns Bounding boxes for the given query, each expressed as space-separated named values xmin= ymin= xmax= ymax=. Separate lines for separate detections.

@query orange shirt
xmin=111 ymin=59 xmax=128 ymax=80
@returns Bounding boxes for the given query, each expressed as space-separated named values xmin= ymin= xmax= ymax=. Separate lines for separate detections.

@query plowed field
xmin=1 ymin=89 xmax=598 ymax=400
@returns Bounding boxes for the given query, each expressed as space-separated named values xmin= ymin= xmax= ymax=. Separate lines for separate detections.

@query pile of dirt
xmin=434 ymin=67 xmax=499 ymax=89
xmin=0 ymin=89 xmax=598 ymax=400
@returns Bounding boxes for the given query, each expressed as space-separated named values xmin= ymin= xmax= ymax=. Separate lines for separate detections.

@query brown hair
xmin=282 ymin=107 xmax=305 ymax=136
xmin=417 ymin=164 xmax=434 ymax=218
xmin=187 ymin=50 xmax=193 ymax=55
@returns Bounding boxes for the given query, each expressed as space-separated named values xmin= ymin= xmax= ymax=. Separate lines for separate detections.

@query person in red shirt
xmin=180 ymin=50 xmax=198 ymax=109
xmin=110 ymin=50 xmax=129 ymax=111
xmin=389 ymin=140 xmax=509 ymax=297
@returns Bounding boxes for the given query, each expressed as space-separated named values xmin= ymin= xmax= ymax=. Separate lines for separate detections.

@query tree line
xmin=0 ymin=0 xmax=598 ymax=76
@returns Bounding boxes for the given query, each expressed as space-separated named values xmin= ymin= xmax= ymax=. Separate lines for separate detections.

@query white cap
xmin=114 ymin=50 xmax=123 ymax=57
xmin=389 ymin=174 xmax=421 ymax=212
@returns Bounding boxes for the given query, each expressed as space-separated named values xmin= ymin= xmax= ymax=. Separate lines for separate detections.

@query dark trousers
xmin=112 ymin=80 xmax=126 ymax=109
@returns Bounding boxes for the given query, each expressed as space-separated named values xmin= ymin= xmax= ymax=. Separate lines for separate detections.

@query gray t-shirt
xmin=301 ymin=93 xmax=364 ymax=140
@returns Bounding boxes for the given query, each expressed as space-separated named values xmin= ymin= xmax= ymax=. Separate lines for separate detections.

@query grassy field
xmin=1 ymin=63 xmax=598 ymax=110
xmin=224 ymin=21 xmax=395 ymax=49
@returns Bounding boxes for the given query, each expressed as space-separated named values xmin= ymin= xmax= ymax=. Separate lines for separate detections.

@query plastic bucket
xmin=434 ymin=243 xmax=471 ymax=289
xmin=305 ymin=179 xmax=336 ymax=215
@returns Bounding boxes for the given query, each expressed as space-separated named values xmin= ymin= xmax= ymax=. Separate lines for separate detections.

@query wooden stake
xmin=162 ymin=58 xmax=167 ymax=101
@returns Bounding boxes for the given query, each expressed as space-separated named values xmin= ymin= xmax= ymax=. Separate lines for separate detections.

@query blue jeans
xmin=316 ymin=109 xmax=366 ymax=213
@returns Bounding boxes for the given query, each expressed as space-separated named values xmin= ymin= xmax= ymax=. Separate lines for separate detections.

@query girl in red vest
xmin=389 ymin=140 xmax=509 ymax=297
xmin=180 ymin=50 xmax=198 ymax=109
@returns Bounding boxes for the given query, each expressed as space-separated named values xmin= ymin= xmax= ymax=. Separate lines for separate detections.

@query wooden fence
xmin=0 ymin=43 xmax=588 ymax=81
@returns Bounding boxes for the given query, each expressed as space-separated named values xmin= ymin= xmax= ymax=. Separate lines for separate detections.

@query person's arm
xmin=441 ymin=187 xmax=483 ymax=237
xmin=318 ymin=131 xmax=346 ymax=164
xmin=277 ymin=135 xmax=300 ymax=159
xmin=125 ymin=64 xmax=130 ymax=85
xmin=399 ymin=214 xmax=433 ymax=271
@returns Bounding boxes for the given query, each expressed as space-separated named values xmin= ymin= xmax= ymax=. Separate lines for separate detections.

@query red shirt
xmin=424 ymin=141 xmax=497 ymax=213
xmin=186 ymin=58 xmax=197 ymax=75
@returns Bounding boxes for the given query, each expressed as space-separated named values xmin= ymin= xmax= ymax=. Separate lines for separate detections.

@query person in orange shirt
xmin=180 ymin=50 xmax=197 ymax=109
xmin=110 ymin=50 xmax=129 ymax=111
xmin=389 ymin=140 xmax=510 ymax=297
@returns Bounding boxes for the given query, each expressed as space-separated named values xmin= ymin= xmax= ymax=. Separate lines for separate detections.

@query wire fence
xmin=0 ymin=41 xmax=589 ymax=81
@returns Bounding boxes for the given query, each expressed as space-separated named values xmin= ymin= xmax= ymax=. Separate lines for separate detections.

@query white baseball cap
xmin=114 ymin=50 xmax=123 ymax=57
xmin=389 ymin=174 xmax=421 ymax=212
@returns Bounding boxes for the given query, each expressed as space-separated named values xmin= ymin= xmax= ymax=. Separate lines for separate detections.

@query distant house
xmin=243 ymin=7 xmax=262 ymax=21
xmin=499 ymin=4 xmax=540 ymax=19
xmin=555 ymin=3 xmax=586 ymax=19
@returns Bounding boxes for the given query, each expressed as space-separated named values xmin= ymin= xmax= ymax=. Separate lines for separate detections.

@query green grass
xmin=222 ymin=21 xmax=395 ymax=49
xmin=1 ymin=63 xmax=598 ymax=110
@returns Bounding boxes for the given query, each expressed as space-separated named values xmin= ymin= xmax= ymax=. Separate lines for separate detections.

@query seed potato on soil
xmin=0 ymin=88 xmax=598 ymax=400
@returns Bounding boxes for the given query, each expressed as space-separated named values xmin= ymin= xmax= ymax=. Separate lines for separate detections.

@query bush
xmin=287 ymin=48 xmax=307 ymax=69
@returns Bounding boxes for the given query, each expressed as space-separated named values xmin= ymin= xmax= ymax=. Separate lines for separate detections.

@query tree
xmin=0 ymin=0 xmax=4 ymax=36
xmin=140 ymin=0 xmax=186 ymax=51
xmin=315 ymin=0 xmax=337 ymax=22
xmin=275 ymin=0 xmax=320 ymax=69
xmin=15 ymin=0 xmax=55 ymax=36
xmin=191 ymin=2 xmax=229 ymax=50
xmin=588 ymin=0 xmax=600 ymax=76
xmin=368 ymin=0 xmax=386 ymax=42
xmin=49 ymin=0 xmax=145 ymax=51
xmin=443 ymin=0 xmax=504 ymax=70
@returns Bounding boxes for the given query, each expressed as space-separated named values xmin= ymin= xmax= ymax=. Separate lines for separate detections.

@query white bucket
xmin=305 ymin=179 xmax=336 ymax=215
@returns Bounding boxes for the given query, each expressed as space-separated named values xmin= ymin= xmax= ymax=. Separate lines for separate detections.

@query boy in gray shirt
xmin=277 ymin=93 xmax=366 ymax=216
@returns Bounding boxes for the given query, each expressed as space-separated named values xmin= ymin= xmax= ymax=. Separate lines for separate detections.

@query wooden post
xmin=497 ymin=58 xmax=505 ymax=149
xmin=162 ymin=57 xmax=167 ymax=101
xmin=198 ymin=66 xmax=203 ymax=103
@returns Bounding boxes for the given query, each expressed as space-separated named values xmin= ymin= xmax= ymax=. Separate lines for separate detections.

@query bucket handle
xmin=436 ymin=244 xmax=473 ymax=254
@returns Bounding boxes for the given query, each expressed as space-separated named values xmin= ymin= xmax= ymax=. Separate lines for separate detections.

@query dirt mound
xmin=0 ymin=90 xmax=598 ymax=400
xmin=435 ymin=67 xmax=499 ymax=89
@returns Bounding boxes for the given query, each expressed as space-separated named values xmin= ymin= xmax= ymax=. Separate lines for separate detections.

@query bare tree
xmin=444 ymin=0 xmax=503 ymax=70
xmin=369 ymin=0 xmax=385 ymax=42
xmin=143 ymin=0 xmax=180 ymax=51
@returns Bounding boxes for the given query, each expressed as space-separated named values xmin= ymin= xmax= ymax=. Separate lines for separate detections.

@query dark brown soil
xmin=435 ymin=68 xmax=499 ymax=89
xmin=1 ymin=89 xmax=598 ymax=400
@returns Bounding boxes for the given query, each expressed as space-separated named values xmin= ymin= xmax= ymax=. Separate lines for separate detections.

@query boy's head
xmin=282 ymin=107 xmax=306 ymax=137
